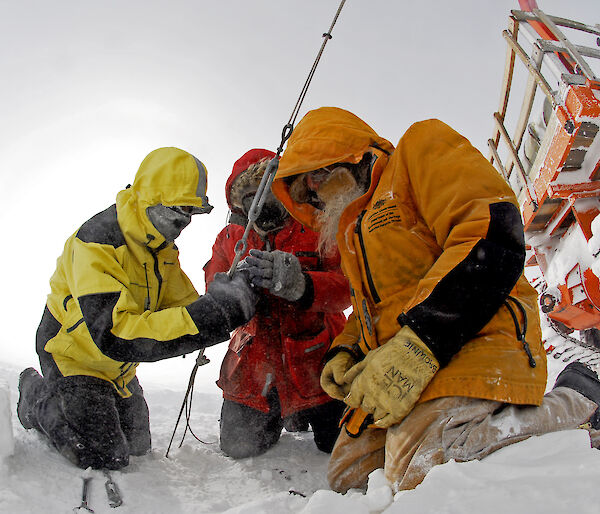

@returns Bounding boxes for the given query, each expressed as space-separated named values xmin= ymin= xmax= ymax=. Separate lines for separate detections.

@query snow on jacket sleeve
xmin=68 ymin=235 xmax=229 ymax=363
xmin=396 ymin=120 xmax=525 ymax=366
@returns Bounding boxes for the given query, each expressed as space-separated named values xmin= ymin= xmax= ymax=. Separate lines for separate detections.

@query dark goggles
xmin=168 ymin=202 xmax=213 ymax=216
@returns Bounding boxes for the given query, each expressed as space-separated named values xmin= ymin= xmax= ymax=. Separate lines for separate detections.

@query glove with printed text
xmin=344 ymin=326 xmax=439 ymax=428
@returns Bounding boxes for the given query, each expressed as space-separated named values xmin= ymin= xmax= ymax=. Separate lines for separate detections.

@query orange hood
xmin=272 ymin=107 xmax=394 ymax=231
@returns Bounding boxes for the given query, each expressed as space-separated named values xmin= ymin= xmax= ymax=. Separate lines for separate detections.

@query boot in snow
xmin=554 ymin=362 xmax=600 ymax=429
xmin=16 ymin=367 xmax=44 ymax=430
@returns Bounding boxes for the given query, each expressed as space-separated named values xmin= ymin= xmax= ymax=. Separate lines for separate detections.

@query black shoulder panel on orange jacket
xmin=398 ymin=202 xmax=525 ymax=367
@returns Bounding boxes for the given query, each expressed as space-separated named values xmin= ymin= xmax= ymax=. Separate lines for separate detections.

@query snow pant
xmin=283 ymin=411 xmax=310 ymax=432
xmin=31 ymin=374 xmax=151 ymax=470
xmin=327 ymin=387 xmax=600 ymax=493
xmin=219 ymin=388 xmax=345 ymax=459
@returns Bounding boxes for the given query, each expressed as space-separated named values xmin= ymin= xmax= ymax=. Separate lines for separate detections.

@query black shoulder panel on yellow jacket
xmin=76 ymin=204 xmax=126 ymax=248
xmin=398 ymin=202 xmax=525 ymax=367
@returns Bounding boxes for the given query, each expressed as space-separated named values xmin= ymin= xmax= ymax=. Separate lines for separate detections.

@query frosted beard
xmin=315 ymin=178 xmax=365 ymax=256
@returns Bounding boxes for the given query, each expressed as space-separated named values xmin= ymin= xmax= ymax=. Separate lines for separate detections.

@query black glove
xmin=242 ymin=249 xmax=306 ymax=302
xmin=206 ymin=272 xmax=257 ymax=330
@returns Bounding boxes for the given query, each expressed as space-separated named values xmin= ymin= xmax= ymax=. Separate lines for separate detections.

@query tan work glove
xmin=320 ymin=351 xmax=357 ymax=401
xmin=344 ymin=326 xmax=439 ymax=429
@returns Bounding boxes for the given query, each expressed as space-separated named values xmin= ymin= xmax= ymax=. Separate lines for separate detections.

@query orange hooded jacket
xmin=272 ymin=107 xmax=547 ymax=406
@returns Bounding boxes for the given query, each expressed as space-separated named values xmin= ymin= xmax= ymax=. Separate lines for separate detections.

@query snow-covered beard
xmin=316 ymin=182 xmax=365 ymax=256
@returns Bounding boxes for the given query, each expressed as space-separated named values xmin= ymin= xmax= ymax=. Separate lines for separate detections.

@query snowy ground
xmin=2 ymin=326 xmax=600 ymax=513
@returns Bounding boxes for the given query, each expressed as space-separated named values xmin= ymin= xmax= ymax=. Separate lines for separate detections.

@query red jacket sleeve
xmin=203 ymin=225 xmax=241 ymax=286
xmin=304 ymin=248 xmax=351 ymax=313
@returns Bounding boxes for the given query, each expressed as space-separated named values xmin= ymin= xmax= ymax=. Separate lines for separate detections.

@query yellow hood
xmin=272 ymin=107 xmax=394 ymax=231
xmin=116 ymin=147 xmax=212 ymax=248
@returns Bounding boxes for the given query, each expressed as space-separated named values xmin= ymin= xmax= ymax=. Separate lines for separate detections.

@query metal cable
xmin=227 ymin=0 xmax=347 ymax=275
xmin=167 ymin=0 xmax=348 ymax=455
xmin=286 ymin=0 xmax=347 ymax=137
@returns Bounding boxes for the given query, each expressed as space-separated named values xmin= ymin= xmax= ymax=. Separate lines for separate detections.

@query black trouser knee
xmin=220 ymin=389 xmax=283 ymax=459
xmin=304 ymin=399 xmax=345 ymax=453
xmin=34 ymin=375 xmax=150 ymax=469
xmin=115 ymin=377 xmax=151 ymax=456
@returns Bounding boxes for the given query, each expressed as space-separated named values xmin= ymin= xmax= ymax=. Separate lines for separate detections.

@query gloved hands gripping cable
xmin=203 ymin=271 xmax=258 ymax=331
xmin=240 ymin=249 xmax=306 ymax=302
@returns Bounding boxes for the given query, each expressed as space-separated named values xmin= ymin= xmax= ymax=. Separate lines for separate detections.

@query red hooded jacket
xmin=204 ymin=149 xmax=350 ymax=415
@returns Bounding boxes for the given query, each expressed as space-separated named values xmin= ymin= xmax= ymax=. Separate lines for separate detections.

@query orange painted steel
xmin=489 ymin=6 xmax=600 ymax=333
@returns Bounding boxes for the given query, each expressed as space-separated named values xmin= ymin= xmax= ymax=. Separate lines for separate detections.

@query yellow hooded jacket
xmin=38 ymin=148 xmax=229 ymax=397
xmin=273 ymin=108 xmax=546 ymax=406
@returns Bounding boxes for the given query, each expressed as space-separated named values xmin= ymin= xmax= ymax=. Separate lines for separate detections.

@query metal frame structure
xmin=489 ymin=8 xmax=600 ymax=332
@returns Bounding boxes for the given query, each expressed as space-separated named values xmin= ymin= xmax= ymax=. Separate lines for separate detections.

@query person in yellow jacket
xmin=16 ymin=147 xmax=257 ymax=470
xmin=271 ymin=106 xmax=600 ymax=492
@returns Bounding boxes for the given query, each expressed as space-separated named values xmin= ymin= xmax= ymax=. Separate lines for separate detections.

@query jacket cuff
xmin=324 ymin=343 xmax=363 ymax=363
xmin=295 ymin=272 xmax=314 ymax=310
xmin=397 ymin=312 xmax=445 ymax=365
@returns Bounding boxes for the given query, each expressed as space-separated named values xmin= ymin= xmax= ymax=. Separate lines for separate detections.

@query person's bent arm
xmin=72 ymin=240 xmax=254 ymax=363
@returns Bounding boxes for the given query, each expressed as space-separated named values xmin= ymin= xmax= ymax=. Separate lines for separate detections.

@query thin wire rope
xmin=285 ymin=0 xmax=347 ymax=136
xmin=227 ymin=0 xmax=347 ymax=275
xmin=180 ymin=368 xmax=213 ymax=446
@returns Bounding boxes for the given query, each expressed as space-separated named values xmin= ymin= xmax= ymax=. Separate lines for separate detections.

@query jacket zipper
xmin=351 ymin=288 xmax=372 ymax=352
xmin=143 ymin=263 xmax=151 ymax=311
xmin=355 ymin=210 xmax=381 ymax=303
xmin=150 ymin=250 xmax=163 ymax=305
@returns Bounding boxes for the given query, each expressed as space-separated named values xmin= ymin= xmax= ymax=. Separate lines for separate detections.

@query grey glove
xmin=243 ymin=249 xmax=306 ymax=301
xmin=206 ymin=272 xmax=257 ymax=330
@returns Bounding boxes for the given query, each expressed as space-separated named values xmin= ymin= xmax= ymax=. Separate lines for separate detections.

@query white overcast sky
xmin=1 ymin=0 xmax=598 ymax=391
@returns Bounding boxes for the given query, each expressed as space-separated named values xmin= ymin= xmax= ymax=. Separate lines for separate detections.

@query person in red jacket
xmin=204 ymin=149 xmax=351 ymax=458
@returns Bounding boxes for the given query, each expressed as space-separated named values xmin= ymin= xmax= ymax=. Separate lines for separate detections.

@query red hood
xmin=225 ymin=148 xmax=276 ymax=208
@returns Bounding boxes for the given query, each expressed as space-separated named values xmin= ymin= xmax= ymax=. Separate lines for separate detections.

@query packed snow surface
xmin=2 ymin=341 xmax=600 ymax=513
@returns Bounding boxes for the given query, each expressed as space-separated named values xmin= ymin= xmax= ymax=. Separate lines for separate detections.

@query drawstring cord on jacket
xmin=504 ymin=295 xmax=536 ymax=368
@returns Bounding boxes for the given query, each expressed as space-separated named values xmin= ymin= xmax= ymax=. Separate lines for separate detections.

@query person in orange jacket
xmin=271 ymin=107 xmax=600 ymax=492
xmin=204 ymin=149 xmax=351 ymax=458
